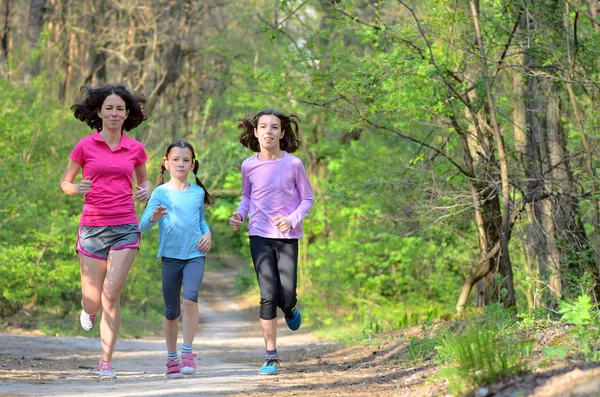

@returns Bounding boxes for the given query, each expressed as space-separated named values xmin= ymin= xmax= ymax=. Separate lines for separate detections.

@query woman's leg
xmin=99 ymin=248 xmax=137 ymax=362
xmin=79 ymin=254 xmax=106 ymax=315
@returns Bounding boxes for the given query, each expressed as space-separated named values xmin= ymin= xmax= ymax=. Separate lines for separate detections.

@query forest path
xmin=0 ymin=257 xmax=329 ymax=396
xmin=3 ymin=257 xmax=598 ymax=396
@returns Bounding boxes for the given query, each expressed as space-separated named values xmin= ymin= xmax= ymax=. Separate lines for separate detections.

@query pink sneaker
xmin=181 ymin=353 xmax=196 ymax=375
xmin=165 ymin=359 xmax=183 ymax=378
xmin=98 ymin=360 xmax=116 ymax=379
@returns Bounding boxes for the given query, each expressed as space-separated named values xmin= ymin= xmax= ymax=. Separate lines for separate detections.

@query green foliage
xmin=557 ymin=294 xmax=600 ymax=362
xmin=435 ymin=304 xmax=534 ymax=395
xmin=0 ymin=78 xmax=84 ymax=317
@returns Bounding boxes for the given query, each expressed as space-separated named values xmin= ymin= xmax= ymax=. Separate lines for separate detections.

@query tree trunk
xmin=23 ymin=0 xmax=47 ymax=84
xmin=0 ymin=0 xmax=12 ymax=65
xmin=58 ymin=0 xmax=71 ymax=102
xmin=469 ymin=0 xmax=515 ymax=307
xmin=82 ymin=0 xmax=106 ymax=86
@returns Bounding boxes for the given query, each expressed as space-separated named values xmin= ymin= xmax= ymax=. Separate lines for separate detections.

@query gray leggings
xmin=161 ymin=256 xmax=205 ymax=320
xmin=249 ymin=236 xmax=298 ymax=320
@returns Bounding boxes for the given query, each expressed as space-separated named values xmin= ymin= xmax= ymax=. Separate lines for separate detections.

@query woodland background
xmin=3 ymin=0 xmax=600 ymax=374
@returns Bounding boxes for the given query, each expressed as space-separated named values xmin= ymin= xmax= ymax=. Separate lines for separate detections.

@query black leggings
xmin=249 ymin=236 xmax=298 ymax=320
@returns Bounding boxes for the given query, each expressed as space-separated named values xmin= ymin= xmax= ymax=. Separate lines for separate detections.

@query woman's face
xmin=98 ymin=94 xmax=128 ymax=131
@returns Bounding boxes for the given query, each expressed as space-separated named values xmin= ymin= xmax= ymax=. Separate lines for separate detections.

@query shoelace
xmin=99 ymin=361 xmax=112 ymax=372
xmin=265 ymin=358 xmax=279 ymax=366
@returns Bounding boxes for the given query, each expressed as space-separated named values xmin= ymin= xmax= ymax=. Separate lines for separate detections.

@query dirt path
xmin=3 ymin=260 xmax=600 ymax=396
xmin=0 ymin=264 xmax=330 ymax=397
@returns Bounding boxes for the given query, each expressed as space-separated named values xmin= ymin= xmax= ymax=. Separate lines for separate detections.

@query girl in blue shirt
xmin=140 ymin=139 xmax=215 ymax=378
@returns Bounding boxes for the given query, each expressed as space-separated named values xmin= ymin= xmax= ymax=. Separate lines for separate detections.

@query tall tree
xmin=23 ymin=0 xmax=46 ymax=83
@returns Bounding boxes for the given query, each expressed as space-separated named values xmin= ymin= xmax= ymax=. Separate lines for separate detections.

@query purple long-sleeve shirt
xmin=236 ymin=151 xmax=314 ymax=239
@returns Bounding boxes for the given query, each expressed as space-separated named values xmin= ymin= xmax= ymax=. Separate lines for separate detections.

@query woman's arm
xmin=60 ymin=159 xmax=88 ymax=195
xmin=134 ymin=163 xmax=152 ymax=202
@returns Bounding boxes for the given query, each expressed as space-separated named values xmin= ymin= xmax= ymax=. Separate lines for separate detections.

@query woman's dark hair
xmin=155 ymin=139 xmax=215 ymax=206
xmin=237 ymin=108 xmax=301 ymax=153
xmin=71 ymin=84 xmax=148 ymax=131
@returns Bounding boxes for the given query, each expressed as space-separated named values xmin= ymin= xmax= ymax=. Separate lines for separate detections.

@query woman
xmin=60 ymin=84 xmax=151 ymax=379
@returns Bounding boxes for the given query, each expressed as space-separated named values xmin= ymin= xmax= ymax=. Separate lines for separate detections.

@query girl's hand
xmin=150 ymin=206 xmax=168 ymax=223
xmin=78 ymin=176 xmax=92 ymax=195
xmin=273 ymin=215 xmax=292 ymax=232
xmin=135 ymin=185 xmax=150 ymax=202
xmin=229 ymin=212 xmax=242 ymax=231
xmin=197 ymin=231 xmax=212 ymax=252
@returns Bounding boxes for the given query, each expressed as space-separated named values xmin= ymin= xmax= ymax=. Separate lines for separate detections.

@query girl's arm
xmin=235 ymin=165 xmax=252 ymax=221
xmin=198 ymin=201 xmax=211 ymax=252
xmin=199 ymin=199 xmax=211 ymax=235
xmin=139 ymin=191 xmax=162 ymax=232
xmin=287 ymin=161 xmax=315 ymax=229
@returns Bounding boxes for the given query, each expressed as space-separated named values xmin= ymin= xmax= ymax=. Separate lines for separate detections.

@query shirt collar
xmin=92 ymin=129 xmax=132 ymax=150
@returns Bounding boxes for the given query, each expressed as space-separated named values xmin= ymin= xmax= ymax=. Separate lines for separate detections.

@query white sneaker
xmin=80 ymin=309 xmax=97 ymax=331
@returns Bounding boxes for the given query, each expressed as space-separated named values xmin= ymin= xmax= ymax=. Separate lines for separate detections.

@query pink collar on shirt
xmin=91 ymin=130 xmax=134 ymax=150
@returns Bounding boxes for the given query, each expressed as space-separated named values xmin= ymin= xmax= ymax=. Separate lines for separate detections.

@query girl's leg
xmin=180 ymin=256 xmax=205 ymax=375
xmin=260 ymin=318 xmax=277 ymax=351
xmin=162 ymin=257 xmax=185 ymax=352
xmin=163 ymin=317 xmax=178 ymax=353
xmin=274 ymin=239 xmax=299 ymax=313
xmin=182 ymin=299 xmax=199 ymax=344
xmin=181 ymin=256 xmax=205 ymax=345
xmin=79 ymin=254 xmax=106 ymax=315
xmin=250 ymin=237 xmax=280 ymax=322
xmin=99 ymin=248 xmax=137 ymax=362
xmin=250 ymin=237 xmax=280 ymax=354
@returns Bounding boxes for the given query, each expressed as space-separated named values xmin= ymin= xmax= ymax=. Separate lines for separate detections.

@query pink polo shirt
xmin=70 ymin=130 xmax=148 ymax=226
xmin=236 ymin=152 xmax=314 ymax=239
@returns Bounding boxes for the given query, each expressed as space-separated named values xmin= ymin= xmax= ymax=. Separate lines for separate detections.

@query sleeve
xmin=199 ymin=191 xmax=211 ymax=234
xmin=69 ymin=140 xmax=85 ymax=166
xmin=139 ymin=189 xmax=160 ymax=232
xmin=288 ymin=160 xmax=314 ymax=230
xmin=135 ymin=142 xmax=149 ymax=166
xmin=235 ymin=163 xmax=252 ymax=221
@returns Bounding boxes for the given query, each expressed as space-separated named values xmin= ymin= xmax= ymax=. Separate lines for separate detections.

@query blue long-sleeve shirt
xmin=140 ymin=183 xmax=210 ymax=259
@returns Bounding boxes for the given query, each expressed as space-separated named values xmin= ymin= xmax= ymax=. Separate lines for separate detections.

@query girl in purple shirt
xmin=60 ymin=85 xmax=151 ymax=379
xmin=229 ymin=108 xmax=314 ymax=375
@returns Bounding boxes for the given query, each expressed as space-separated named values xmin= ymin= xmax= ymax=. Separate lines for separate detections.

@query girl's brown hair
xmin=155 ymin=140 xmax=215 ymax=206
xmin=237 ymin=108 xmax=301 ymax=153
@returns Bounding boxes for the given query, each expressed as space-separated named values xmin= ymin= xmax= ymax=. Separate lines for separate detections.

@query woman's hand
xmin=78 ymin=176 xmax=92 ymax=195
xmin=135 ymin=184 xmax=150 ymax=202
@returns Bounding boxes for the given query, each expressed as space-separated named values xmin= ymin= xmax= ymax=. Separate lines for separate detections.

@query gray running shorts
xmin=77 ymin=223 xmax=140 ymax=259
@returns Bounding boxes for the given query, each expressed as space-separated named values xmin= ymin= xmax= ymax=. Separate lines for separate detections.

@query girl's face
xmin=98 ymin=94 xmax=128 ymax=131
xmin=254 ymin=114 xmax=284 ymax=151
xmin=165 ymin=147 xmax=194 ymax=179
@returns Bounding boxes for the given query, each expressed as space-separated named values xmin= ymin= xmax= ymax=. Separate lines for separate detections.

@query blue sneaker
xmin=285 ymin=307 xmax=301 ymax=331
xmin=258 ymin=359 xmax=278 ymax=375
